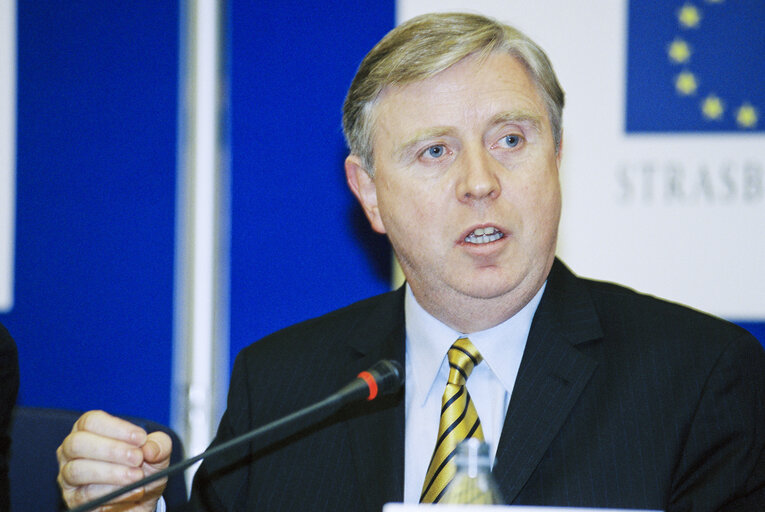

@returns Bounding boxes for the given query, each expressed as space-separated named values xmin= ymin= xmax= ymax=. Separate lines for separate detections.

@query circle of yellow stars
xmin=666 ymin=1 xmax=759 ymax=129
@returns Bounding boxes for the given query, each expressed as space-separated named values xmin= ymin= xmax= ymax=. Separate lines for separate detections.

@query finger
xmin=142 ymin=431 xmax=172 ymax=466
xmin=72 ymin=410 xmax=148 ymax=446
xmin=137 ymin=432 xmax=172 ymax=501
xmin=59 ymin=458 xmax=144 ymax=489
xmin=64 ymin=482 xmax=146 ymax=508
xmin=60 ymin=430 xmax=145 ymax=467
xmin=59 ymin=463 xmax=166 ymax=511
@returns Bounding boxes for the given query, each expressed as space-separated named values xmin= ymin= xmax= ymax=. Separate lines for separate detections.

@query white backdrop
xmin=397 ymin=0 xmax=764 ymax=319
xmin=0 ymin=0 xmax=15 ymax=313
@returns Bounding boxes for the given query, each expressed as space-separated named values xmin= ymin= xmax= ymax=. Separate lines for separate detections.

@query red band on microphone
xmin=357 ymin=371 xmax=378 ymax=401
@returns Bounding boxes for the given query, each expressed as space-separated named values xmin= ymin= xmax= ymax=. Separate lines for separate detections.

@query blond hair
xmin=342 ymin=12 xmax=565 ymax=174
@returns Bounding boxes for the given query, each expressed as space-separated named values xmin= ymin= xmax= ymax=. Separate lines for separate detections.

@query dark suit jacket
xmin=0 ymin=322 xmax=19 ymax=511
xmin=189 ymin=260 xmax=765 ymax=511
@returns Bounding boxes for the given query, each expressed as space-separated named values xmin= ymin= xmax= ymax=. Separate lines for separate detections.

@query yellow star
xmin=674 ymin=71 xmax=698 ymax=95
xmin=678 ymin=3 xmax=702 ymax=28
xmin=736 ymin=103 xmax=758 ymax=128
xmin=701 ymin=95 xmax=724 ymax=120
xmin=668 ymin=38 xmax=692 ymax=63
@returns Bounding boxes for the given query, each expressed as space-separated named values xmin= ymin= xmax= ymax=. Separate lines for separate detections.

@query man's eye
xmin=425 ymin=145 xmax=445 ymax=158
xmin=501 ymin=134 xmax=521 ymax=148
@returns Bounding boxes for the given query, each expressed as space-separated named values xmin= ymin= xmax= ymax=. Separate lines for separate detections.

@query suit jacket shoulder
xmin=238 ymin=288 xmax=405 ymax=366
xmin=584 ymin=269 xmax=756 ymax=347
xmin=497 ymin=259 xmax=765 ymax=511
xmin=190 ymin=289 xmax=406 ymax=512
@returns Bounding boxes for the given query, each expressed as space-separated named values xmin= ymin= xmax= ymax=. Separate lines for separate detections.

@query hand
xmin=57 ymin=410 xmax=172 ymax=512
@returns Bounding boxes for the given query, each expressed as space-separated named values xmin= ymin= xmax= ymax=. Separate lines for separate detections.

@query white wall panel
xmin=0 ymin=0 xmax=15 ymax=313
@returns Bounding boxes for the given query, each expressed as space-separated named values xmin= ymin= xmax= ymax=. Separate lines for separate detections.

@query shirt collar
xmin=404 ymin=282 xmax=547 ymax=405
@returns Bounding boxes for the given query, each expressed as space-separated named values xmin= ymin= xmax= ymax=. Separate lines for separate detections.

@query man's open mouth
xmin=464 ymin=226 xmax=504 ymax=244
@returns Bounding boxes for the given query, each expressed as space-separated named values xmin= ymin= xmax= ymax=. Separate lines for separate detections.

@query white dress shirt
xmin=403 ymin=283 xmax=546 ymax=503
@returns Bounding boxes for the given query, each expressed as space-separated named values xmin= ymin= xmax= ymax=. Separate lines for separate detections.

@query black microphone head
xmin=367 ymin=359 xmax=404 ymax=397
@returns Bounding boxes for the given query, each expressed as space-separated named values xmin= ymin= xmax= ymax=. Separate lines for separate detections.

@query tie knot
xmin=447 ymin=338 xmax=482 ymax=386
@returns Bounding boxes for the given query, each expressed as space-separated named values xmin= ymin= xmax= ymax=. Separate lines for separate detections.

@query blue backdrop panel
xmin=228 ymin=1 xmax=396 ymax=364
xmin=626 ymin=0 xmax=764 ymax=132
xmin=1 ymin=2 xmax=178 ymax=424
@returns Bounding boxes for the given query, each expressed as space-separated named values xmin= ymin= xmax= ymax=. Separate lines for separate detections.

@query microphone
xmin=69 ymin=359 xmax=404 ymax=512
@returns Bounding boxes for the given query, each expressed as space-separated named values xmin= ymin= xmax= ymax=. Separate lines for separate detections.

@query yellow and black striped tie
xmin=420 ymin=338 xmax=484 ymax=503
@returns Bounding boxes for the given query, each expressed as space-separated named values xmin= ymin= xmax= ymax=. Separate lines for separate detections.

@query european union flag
xmin=626 ymin=0 xmax=764 ymax=132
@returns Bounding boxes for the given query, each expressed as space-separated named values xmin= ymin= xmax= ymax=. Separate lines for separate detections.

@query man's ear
xmin=345 ymin=155 xmax=386 ymax=234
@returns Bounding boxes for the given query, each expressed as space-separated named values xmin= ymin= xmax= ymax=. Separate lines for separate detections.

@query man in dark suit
xmin=57 ymin=12 xmax=765 ymax=511
xmin=0 ymin=321 xmax=19 ymax=510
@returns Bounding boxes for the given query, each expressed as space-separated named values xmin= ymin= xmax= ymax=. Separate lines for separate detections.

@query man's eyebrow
xmin=394 ymin=127 xmax=455 ymax=162
xmin=489 ymin=111 xmax=543 ymax=132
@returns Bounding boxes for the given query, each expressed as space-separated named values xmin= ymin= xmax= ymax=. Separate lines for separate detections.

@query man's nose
xmin=455 ymin=146 xmax=501 ymax=203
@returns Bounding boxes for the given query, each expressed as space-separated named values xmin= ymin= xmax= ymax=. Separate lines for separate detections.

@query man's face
xmin=346 ymin=52 xmax=562 ymax=331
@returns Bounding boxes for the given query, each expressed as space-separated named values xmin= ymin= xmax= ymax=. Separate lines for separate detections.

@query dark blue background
xmin=2 ymin=2 xmax=179 ymax=423
xmin=227 ymin=1 xmax=395 ymax=364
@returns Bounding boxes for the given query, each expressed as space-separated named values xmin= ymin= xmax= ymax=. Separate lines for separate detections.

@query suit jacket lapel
xmin=492 ymin=260 xmax=603 ymax=503
xmin=342 ymin=288 xmax=407 ymax=511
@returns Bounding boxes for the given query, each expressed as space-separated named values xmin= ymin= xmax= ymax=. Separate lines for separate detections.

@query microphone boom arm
xmin=69 ymin=359 xmax=404 ymax=512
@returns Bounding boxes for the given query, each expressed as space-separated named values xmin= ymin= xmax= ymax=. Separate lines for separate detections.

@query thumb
xmin=142 ymin=431 xmax=173 ymax=467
